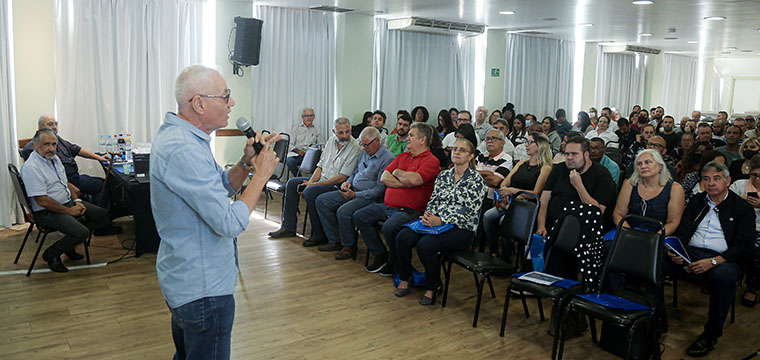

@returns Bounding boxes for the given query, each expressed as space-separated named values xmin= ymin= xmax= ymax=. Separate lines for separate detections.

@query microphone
xmin=236 ymin=117 xmax=264 ymax=154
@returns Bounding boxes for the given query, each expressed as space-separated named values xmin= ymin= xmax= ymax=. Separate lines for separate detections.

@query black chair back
xmin=8 ymin=164 xmax=34 ymax=222
xmin=544 ymin=215 xmax=581 ymax=266
xmin=602 ymin=214 xmax=665 ymax=291
xmin=271 ymin=134 xmax=290 ymax=180
xmin=298 ymin=147 xmax=321 ymax=176
xmin=499 ymin=191 xmax=539 ymax=265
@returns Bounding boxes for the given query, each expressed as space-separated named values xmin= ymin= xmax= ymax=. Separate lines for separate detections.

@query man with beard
xmin=658 ymin=115 xmax=681 ymax=153
xmin=387 ymin=113 xmax=411 ymax=156
xmin=20 ymin=129 xmax=109 ymax=272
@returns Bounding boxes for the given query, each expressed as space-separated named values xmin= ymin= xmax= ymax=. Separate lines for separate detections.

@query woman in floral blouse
xmin=394 ymin=139 xmax=488 ymax=305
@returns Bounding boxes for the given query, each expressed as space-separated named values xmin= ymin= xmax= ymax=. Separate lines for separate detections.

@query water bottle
xmin=98 ymin=134 xmax=106 ymax=153
xmin=112 ymin=134 xmax=119 ymax=154
xmin=106 ymin=135 xmax=113 ymax=154
xmin=118 ymin=133 xmax=125 ymax=155
xmin=125 ymin=133 xmax=132 ymax=160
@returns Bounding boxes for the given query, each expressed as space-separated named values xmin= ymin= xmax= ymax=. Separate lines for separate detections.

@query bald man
xmin=151 ymin=65 xmax=280 ymax=359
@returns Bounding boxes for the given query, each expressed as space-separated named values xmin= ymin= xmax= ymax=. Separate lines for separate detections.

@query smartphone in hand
xmin=748 ymin=192 xmax=758 ymax=199
xmin=297 ymin=183 xmax=307 ymax=193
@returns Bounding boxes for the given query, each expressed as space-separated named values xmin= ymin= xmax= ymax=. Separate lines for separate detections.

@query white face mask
xmin=589 ymin=112 xmax=596 ymax=118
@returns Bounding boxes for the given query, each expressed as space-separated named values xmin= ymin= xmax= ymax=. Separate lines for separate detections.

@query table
xmin=107 ymin=167 xmax=160 ymax=257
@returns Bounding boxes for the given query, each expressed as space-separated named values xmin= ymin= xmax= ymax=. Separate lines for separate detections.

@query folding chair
xmin=8 ymin=164 xmax=92 ymax=276
xmin=263 ymin=134 xmax=291 ymax=220
xmin=441 ymin=191 xmax=539 ymax=327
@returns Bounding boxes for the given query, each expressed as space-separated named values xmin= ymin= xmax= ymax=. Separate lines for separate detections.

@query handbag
xmin=404 ymin=219 xmax=454 ymax=235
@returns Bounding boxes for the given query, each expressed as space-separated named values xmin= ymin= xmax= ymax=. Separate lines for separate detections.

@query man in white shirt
xmin=287 ymin=108 xmax=321 ymax=176
xmin=473 ymin=106 xmax=493 ymax=141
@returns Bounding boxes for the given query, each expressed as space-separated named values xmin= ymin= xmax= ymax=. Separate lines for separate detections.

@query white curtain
xmin=503 ymin=34 xmax=574 ymax=118
xmin=54 ymin=0 xmax=206 ymax=151
xmin=594 ymin=47 xmax=645 ymax=114
xmin=460 ymin=33 xmax=488 ymax=113
xmin=371 ymin=18 xmax=466 ymax=128
xmin=662 ymin=54 xmax=698 ymax=119
xmin=251 ymin=5 xmax=335 ymax=140
xmin=1 ymin=0 xmax=21 ymax=227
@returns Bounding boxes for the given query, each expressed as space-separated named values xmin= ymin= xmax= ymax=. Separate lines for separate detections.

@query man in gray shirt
xmin=20 ymin=129 xmax=109 ymax=272
xmin=286 ymin=108 xmax=321 ymax=176
xmin=314 ymin=127 xmax=395 ymax=260
xmin=473 ymin=106 xmax=493 ymax=141
xmin=269 ymin=117 xmax=362 ymax=246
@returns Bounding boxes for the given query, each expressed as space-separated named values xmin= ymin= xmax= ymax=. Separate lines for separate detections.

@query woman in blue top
xmin=394 ymin=139 xmax=488 ymax=305
xmin=613 ymin=149 xmax=685 ymax=235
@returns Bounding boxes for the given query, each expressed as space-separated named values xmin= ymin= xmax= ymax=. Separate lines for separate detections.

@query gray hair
xmin=33 ymin=129 xmax=56 ymax=144
xmin=334 ymin=117 xmax=351 ymax=129
xmin=174 ymin=65 xmax=219 ymax=104
xmin=359 ymin=126 xmax=379 ymax=141
xmin=302 ymin=108 xmax=314 ymax=116
xmin=410 ymin=122 xmax=433 ymax=148
xmin=701 ymin=160 xmax=730 ymax=178
xmin=629 ymin=149 xmax=672 ymax=186
xmin=38 ymin=115 xmax=54 ymax=128
xmin=486 ymin=129 xmax=505 ymax=141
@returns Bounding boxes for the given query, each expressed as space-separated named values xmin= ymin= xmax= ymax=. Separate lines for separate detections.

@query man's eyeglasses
xmin=457 ymin=117 xmax=470 ymax=122
xmin=750 ymin=173 xmax=760 ymax=179
xmin=451 ymin=147 xmax=471 ymax=153
xmin=189 ymin=89 xmax=231 ymax=103
xmin=646 ymin=142 xmax=665 ymax=149
xmin=361 ymin=137 xmax=378 ymax=148
xmin=485 ymin=136 xmax=503 ymax=142
xmin=45 ymin=121 xmax=58 ymax=127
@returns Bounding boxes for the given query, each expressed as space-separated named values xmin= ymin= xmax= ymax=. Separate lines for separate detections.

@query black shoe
xmin=378 ymin=263 xmax=394 ymax=277
xmin=394 ymin=286 xmax=411 ymax=297
xmin=42 ymin=251 xmax=68 ymax=273
xmin=365 ymin=254 xmax=388 ymax=273
xmin=64 ymin=250 xmax=84 ymax=261
xmin=686 ymin=333 xmax=716 ymax=357
xmin=268 ymin=228 xmax=296 ymax=238
xmin=94 ymin=225 xmax=123 ymax=236
xmin=419 ymin=287 xmax=442 ymax=306
xmin=302 ymin=238 xmax=328 ymax=247
xmin=742 ymin=290 xmax=758 ymax=308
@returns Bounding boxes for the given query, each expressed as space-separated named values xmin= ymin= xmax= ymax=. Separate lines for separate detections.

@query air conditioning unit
xmin=387 ymin=17 xmax=485 ymax=37
xmin=602 ymin=43 xmax=662 ymax=55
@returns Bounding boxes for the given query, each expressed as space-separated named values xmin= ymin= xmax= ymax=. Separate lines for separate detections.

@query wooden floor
xmin=1 ymin=195 xmax=758 ymax=360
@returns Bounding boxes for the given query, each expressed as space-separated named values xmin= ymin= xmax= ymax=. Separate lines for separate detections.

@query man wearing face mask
xmin=269 ymin=118 xmax=362 ymax=245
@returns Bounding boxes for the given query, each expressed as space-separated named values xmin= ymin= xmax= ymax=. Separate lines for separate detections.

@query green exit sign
xmin=491 ymin=68 xmax=500 ymax=77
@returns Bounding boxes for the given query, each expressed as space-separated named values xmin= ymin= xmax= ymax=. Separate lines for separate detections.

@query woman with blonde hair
xmin=729 ymin=136 xmax=760 ymax=182
xmin=482 ymin=132 xmax=553 ymax=258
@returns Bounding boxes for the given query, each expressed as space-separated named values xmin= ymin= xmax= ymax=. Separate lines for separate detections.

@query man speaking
xmin=150 ymin=65 xmax=279 ymax=359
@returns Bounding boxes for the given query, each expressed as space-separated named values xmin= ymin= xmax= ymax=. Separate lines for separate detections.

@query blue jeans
xmin=286 ymin=156 xmax=303 ymax=177
xmin=170 ymin=295 xmax=235 ymax=360
xmin=353 ymin=203 xmax=422 ymax=265
xmin=69 ymin=174 xmax=109 ymax=210
xmin=315 ymin=190 xmax=377 ymax=246
xmin=482 ymin=206 xmax=507 ymax=256
xmin=281 ymin=177 xmax=335 ymax=239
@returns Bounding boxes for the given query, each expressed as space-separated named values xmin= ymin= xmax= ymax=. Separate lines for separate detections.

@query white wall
xmin=336 ymin=13 xmax=373 ymax=125
xmin=12 ymin=0 xmax=55 ymax=140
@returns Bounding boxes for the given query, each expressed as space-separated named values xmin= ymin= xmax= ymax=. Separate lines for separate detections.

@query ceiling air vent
xmin=625 ymin=45 xmax=661 ymax=55
xmin=387 ymin=17 xmax=485 ymax=37
xmin=308 ymin=5 xmax=355 ymax=13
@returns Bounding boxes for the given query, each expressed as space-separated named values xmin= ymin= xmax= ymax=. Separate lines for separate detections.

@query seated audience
xmin=489 ymin=110 xmax=502 ymax=125
xmin=370 ymin=110 xmax=389 ymax=146
xmin=314 ymin=127 xmax=395 ymax=260
xmin=552 ymin=132 xmax=580 ymax=165
xmin=478 ymin=118 xmax=515 ymax=157
xmin=541 ymin=116 xmax=562 ymax=153
xmin=512 ymin=123 xmax=543 ymax=162
xmin=624 ymin=135 xmax=678 ymax=180
xmin=394 ymin=139 xmax=487 ymax=305
xmin=715 ymin=125 xmax=743 ymax=166
xmin=574 ymin=111 xmax=593 ymax=135
xmin=658 ymin=115 xmax=681 ymax=153
xmin=682 ymin=150 xmax=727 ymax=201
xmin=268 ymin=118 xmax=361 ymax=244
xmin=286 ymin=108 xmax=321 ymax=177
xmin=351 ymin=111 xmax=372 ymax=139
xmin=473 ymin=106 xmax=493 ymax=141
xmin=483 ymin=132 xmax=552 ymax=257
xmin=555 ymin=108 xmax=573 ymax=138
xmin=387 ymin=114 xmax=412 ymax=156
xmin=412 ymin=105 xmax=429 ymax=123
xmin=673 ymin=131 xmax=696 ymax=163
xmin=509 ymin=115 xmax=528 ymax=147
xmin=615 ymin=118 xmax=639 ymax=156
xmin=589 ymin=137 xmax=620 ymax=187
xmin=435 ymin=109 xmax=456 ymax=139
xmin=20 ymin=129 xmax=109 ymax=272
xmin=537 ymin=136 xmax=617 ymax=288
xmin=709 ymin=119 xmax=728 ymax=148
xmin=449 ymin=108 xmax=458 ymax=125
xmin=728 ymin=154 xmax=760 ymax=308
xmin=475 ymin=130 xmax=514 ymax=205
xmin=677 ymin=140 xmax=713 ymax=182
xmin=354 ymin=123 xmax=440 ymax=276
xmin=442 ymin=110 xmax=473 ymax=149
xmin=663 ymin=161 xmax=754 ymax=357
xmin=585 ymin=115 xmax=619 ymax=146
xmin=728 ymin=136 xmax=760 ymax=182
xmin=453 ymin=123 xmax=480 ymax=154
xmin=624 ymin=124 xmax=655 ymax=167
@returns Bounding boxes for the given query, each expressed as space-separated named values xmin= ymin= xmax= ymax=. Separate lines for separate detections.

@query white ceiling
xmin=254 ymin=0 xmax=760 ymax=58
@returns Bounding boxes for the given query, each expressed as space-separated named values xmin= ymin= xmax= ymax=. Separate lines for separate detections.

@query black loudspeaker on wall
xmin=231 ymin=16 xmax=263 ymax=75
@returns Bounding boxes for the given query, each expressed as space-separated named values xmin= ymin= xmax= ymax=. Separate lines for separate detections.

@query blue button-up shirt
xmin=689 ymin=192 xmax=729 ymax=253
xmin=348 ymin=146 xmax=395 ymax=201
xmin=20 ymin=151 xmax=72 ymax=212
xmin=151 ymin=112 xmax=250 ymax=309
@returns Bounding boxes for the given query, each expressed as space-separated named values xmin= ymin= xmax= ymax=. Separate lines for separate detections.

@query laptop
xmin=133 ymin=153 xmax=150 ymax=184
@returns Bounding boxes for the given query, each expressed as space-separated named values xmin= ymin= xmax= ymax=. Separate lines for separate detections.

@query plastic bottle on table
xmin=99 ymin=134 xmax=106 ymax=153
xmin=125 ymin=133 xmax=132 ymax=160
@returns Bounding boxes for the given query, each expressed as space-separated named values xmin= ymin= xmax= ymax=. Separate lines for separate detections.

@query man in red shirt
xmin=354 ymin=123 xmax=440 ymax=276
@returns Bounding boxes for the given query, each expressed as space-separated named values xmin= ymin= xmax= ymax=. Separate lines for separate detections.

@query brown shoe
xmin=318 ymin=243 xmax=342 ymax=252
xmin=335 ymin=246 xmax=355 ymax=260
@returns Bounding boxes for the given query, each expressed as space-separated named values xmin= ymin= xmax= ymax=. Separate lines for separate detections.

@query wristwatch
xmin=73 ymin=199 xmax=83 ymax=203
xmin=710 ymin=258 xmax=717 ymax=266
xmin=239 ymin=157 xmax=252 ymax=171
